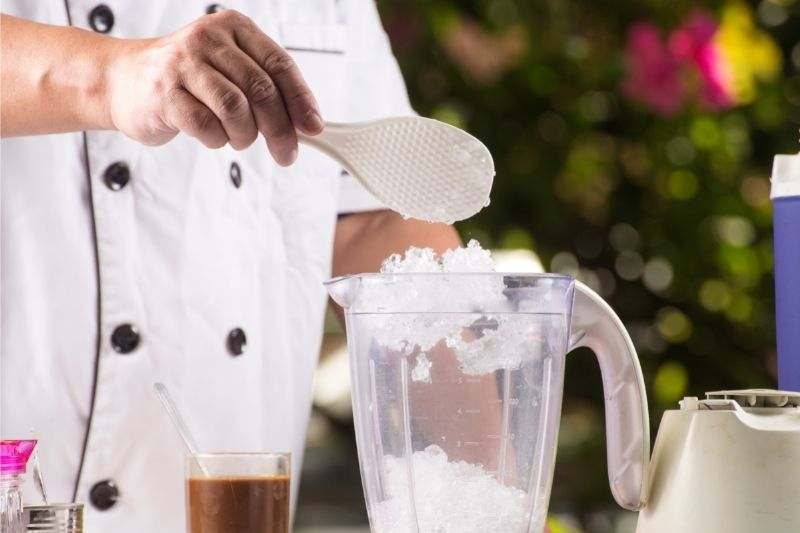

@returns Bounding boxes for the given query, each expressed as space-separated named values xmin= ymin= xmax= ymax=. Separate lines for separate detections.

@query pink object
xmin=622 ymin=22 xmax=685 ymax=116
xmin=668 ymin=11 xmax=735 ymax=110
xmin=621 ymin=11 xmax=736 ymax=115
xmin=0 ymin=440 xmax=37 ymax=475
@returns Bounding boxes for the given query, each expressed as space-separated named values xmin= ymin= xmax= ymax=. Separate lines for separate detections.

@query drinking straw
xmin=153 ymin=383 xmax=209 ymax=476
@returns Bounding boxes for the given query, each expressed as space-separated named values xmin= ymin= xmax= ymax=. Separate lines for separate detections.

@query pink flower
xmin=621 ymin=11 xmax=738 ymax=115
xmin=622 ymin=22 xmax=685 ymax=116
xmin=668 ymin=11 xmax=735 ymax=110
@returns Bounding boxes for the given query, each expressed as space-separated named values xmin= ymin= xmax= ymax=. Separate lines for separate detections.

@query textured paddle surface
xmin=336 ymin=117 xmax=494 ymax=223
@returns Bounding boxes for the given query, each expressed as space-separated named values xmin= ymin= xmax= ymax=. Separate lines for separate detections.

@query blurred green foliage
xmin=379 ymin=0 xmax=799 ymax=521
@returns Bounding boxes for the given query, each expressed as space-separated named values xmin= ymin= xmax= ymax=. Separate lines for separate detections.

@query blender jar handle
xmin=569 ymin=281 xmax=650 ymax=510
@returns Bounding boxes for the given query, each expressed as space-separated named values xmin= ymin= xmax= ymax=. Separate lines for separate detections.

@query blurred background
xmin=296 ymin=1 xmax=800 ymax=531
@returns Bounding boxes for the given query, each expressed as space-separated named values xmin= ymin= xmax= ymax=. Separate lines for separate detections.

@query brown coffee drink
xmin=186 ymin=475 xmax=290 ymax=533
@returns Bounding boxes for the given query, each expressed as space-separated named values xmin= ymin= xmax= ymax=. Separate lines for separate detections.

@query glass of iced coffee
xmin=186 ymin=453 xmax=290 ymax=533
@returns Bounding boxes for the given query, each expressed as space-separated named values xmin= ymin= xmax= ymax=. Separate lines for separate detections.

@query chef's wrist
xmin=86 ymin=34 xmax=129 ymax=131
xmin=48 ymin=27 xmax=122 ymax=131
xmin=65 ymin=29 xmax=142 ymax=132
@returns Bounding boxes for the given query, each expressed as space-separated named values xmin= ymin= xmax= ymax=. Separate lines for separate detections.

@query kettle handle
xmin=569 ymin=281 xmax=650 ymax=510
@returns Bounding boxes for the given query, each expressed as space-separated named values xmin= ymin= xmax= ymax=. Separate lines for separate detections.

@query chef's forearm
xmin=1 ymin=14 xmax=117 ymax=136
xmin=332 ymin=210 xmax=461 ymax=278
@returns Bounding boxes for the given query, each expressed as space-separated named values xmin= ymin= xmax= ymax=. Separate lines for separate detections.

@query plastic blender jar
xmin=326 ymin=273 xmax=649 ymax=532
xmin=771 ymin=152 xmax=800 ymax=391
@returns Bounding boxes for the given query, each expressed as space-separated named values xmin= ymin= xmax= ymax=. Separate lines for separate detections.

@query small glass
xmin=1 ymin=470 xmax=24 ymax=533
xmin=185 ymin=453 xmax=290 ymax=533
xmin=1 ymin=440 xmax=37 ymax=533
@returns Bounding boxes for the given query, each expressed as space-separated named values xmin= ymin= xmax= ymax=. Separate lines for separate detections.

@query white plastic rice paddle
xmin=298 ymin=117 xmax=494 ymax=223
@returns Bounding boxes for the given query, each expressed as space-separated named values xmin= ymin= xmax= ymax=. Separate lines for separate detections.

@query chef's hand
xmin=107 ymin=10 xmax=321 ymax=165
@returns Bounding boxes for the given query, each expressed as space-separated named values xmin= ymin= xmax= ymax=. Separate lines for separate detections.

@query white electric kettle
xmin=636 ymin=389 xmax=800 ymax=533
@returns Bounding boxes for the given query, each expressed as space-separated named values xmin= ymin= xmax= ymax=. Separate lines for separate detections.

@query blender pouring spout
xmin=324 ymin=275 xmax=358 ymax=309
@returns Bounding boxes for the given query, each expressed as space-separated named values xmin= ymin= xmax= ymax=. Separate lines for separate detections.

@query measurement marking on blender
xmin=498 ymin=367 xmax=512 ymax=485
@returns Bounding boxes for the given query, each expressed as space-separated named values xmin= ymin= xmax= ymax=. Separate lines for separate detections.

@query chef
xmin=0 ymin=2 xmax=460 ymax=531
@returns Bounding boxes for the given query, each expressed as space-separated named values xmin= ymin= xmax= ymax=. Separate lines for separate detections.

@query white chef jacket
xmin=0 ymin=1 xmax=413 ymax=531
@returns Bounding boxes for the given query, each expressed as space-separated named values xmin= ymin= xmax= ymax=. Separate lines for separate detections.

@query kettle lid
xmin=705 ymin=389 xmax=800 ymax=408
xmin=679 ymin=389 xmax=800 ymax=410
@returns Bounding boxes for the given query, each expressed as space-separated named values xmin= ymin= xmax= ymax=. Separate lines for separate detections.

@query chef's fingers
xmin=228 ymin=12 xmax=323 ymax=136
xmin=206 ymin=45 xmax=298 ymax=165
xmin=180 ymin=63 xmax=259 ymax=151
xmin=164 ymin=88 xmax=228 ymax=149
